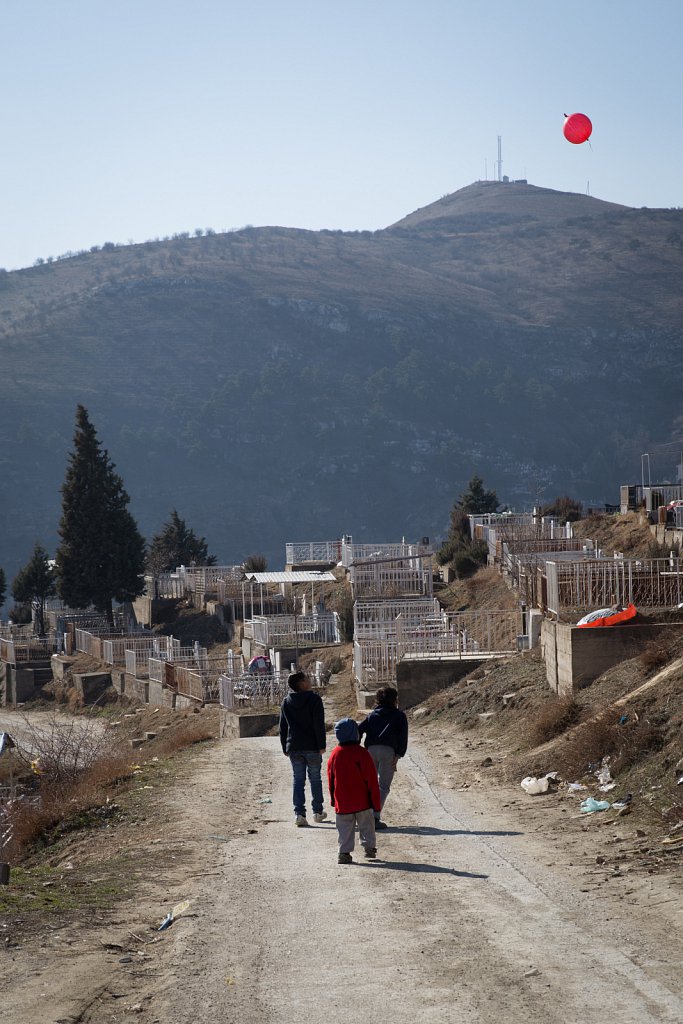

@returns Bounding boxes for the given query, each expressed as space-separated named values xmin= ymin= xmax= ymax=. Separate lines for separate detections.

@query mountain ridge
xmin=1 ymin=181 xmax=682 ymax=581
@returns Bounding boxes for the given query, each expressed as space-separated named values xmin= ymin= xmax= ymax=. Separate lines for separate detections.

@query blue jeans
xmin=289 ymin=751 xmax=324 ymax=817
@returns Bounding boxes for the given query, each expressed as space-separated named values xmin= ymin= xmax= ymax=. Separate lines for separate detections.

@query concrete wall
xmin=395 ymin=658 xmax=485 ymax=709
xmin=542 ymin=619 xmax=683 ymax=696
xmin=176 ymin=694 xmax=203 ymax=710
xmin=125 ymin=676 xmax=150 ymax=704
xmin=221 ymin=710 xmax=279 ymax=739
xmin=148 ymin=679 xmax=177 ymax=709
xmin=2 ymin=665 xmax=49 ymax=704
xmin=131 ymin=596 xmax=179 ymax=628
xmin=650 ymin=524 xmax=683 ymax=549
xmin=73 ymin=672 xmax=112 ymax=703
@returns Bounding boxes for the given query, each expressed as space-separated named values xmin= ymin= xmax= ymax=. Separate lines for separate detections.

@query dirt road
xmin=2 ymin=715 xmax=682 ymax=1023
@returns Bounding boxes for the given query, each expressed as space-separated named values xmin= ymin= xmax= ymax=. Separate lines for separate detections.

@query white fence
xmin=341 ymin=539 xmax=431 ymax=568
xmin=145 ymin=565 xmax=244 ymax=601
xmin=124 ymin=636 xmax=182 ymax=677
xmin=0 ymin=636 xmax=59 ymax=666
xmin=349 ymin=559 xmax=433 ymax=599
xmin=101 ymin=632 xmax=157 ymax=666
xmin=353 ymin=609 xmax=520 ymax=688
xmin=148 ymin=646 xmax=208 ymax=683
xmin=546 ymin=556 xmax=683 ymax=618
xmin=354 ymin=598 xmax=441 ymax=639
xmin=147 ymin=647 xmax=224 ymax=702
xmin=219 ymin=670 xmax=292 ymax=710
xmin=219 ymin=664 xmax=329 ymax=711
xmin=285 ymin=541 xmax=341 ymax=565
xmin=146 ymin=573 xmax=186 ymax=599
xmin=74 ymin=629 xmax=125 ymax=659
xmin=248 ymin=612 xmax=341 ymax=647
xmin=0 ymin=624 xmax=35 ymax=641
xmin=184 ymin=565 xmax=243 ymax=595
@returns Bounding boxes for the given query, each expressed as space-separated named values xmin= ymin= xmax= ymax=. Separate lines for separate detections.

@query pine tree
xmin=56 ymin=406 xmax=146 ymax=623
xmin=438 ymin=475 xmax=500 ymax=567
xmin=457 ymin=475 xmax=500 ymax=515
xmin=11 ymin=543 xmax=56 ymax=636
xmin=146 ymin=509 xmax=217 ymax=574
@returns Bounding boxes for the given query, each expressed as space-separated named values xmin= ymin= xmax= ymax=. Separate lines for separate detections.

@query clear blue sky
xmin=1 ymin=0 xmax=681 ymax=270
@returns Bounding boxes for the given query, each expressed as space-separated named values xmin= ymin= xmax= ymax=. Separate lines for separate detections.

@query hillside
xmin=1 ymin=181 xmax=683 ymax=579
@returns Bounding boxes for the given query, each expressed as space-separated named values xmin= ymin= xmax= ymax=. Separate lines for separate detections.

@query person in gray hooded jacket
xmin=358 ymin=686 xmax=408 ymax=829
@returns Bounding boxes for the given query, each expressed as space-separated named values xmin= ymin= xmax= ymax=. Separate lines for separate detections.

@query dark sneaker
xmin=295 ymin=815 xmax=309 ymax=827
xmin=374 ymin=819 xmax=388 ymax=830
xmin=338 ymin=852 xmax=353 ymax=864
xmin=364 ymin=847 xmax=377 ymax=859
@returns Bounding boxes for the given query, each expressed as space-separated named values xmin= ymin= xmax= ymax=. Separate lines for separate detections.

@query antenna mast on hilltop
xmin=496 ymin=136 xmax=503 ymax=182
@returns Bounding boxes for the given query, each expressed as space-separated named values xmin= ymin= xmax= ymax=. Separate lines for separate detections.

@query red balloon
xmin=563 ymin=112 xmax=592 ymax=145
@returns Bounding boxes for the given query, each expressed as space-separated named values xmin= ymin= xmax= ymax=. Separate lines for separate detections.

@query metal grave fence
xmin=353 ymin=598 xmax=441 ymax=639
xmin=124 ymin=636 xmax=182 ymax=677
xmin=285 ymin=541 xmax=341 ymax=565
xmin=353 ymin=609 xmax=520 ymax=689
xmin=249 ymin=611 xmax=341 ymax=647
xmin=545 ymin=556 xmax=683 ymax=619
xmin=341 ymin=539 xmax=431 ymax=569
xmin=349 ymin=557 xmax=433 ymax=600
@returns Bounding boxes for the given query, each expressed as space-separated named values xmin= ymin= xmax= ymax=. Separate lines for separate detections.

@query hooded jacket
xmin=327 ymin=742 xmax=381 ymax=815
xmin=279 ymin=689 xmax=326 ymax=753
xmin=358 ymin=705 xmax=408 ymax=758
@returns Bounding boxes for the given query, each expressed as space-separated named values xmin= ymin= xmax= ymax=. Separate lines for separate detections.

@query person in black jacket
xmin=358 ymin=686 xmax=408 ymax=830
xmin=279 ymin=670 xmax=327 ymax=827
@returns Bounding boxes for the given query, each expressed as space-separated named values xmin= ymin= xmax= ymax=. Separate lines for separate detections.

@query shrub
xmin=638 ymin=641 xmax=672 ymax=675
xmin=552 ymin=709 xmax=663 ymax=778
xmin=243 ymin=553 xmax=267 ymax=573
xmin=527 ymin=696 xmax=582 ymax=746
xmin=452 ymin=552 xmax=479 ymax=578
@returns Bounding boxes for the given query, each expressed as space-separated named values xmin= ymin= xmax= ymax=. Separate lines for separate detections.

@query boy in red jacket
xmin=327 ymin=717 xmax=381 ymax=864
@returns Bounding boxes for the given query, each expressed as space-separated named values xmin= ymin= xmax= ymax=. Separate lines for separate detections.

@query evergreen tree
xmin=146 ymin=509 xmax=217 ymax=574
xmin=0 ymin=567 xmax=6 ymax=611
xmin=56 ymin=405 xmax=146 ymax=623
xmin=438 ymin=474 xmax=500 ymax=567
xmin=243 ymin=553 xmax=267 ymax=573
xmin=457 ymin=475 xmax=500 ymax=515
xmin=11 ymin=543 xmax=56 ymax=636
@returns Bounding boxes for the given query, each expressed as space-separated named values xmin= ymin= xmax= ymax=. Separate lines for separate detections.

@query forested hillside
xmin=1 ymin=181 xmax=682 ymax=578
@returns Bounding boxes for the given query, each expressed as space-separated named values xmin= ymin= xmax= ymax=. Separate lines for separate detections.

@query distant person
xmin=327 ymin=717 xmax=381 ymax=864
xmin=358 ymin=686 xmax=408 ymax=829
xmin=279 ymin=670 xmax=327 ymax=827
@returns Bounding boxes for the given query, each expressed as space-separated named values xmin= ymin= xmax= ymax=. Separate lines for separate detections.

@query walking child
xmin=327 ymin=717 xmax=381 ymax=865
xmin=279 ymin=670 xmax=327 ymax=827
xmin=358 ymin=686 xmax=408 ymax=830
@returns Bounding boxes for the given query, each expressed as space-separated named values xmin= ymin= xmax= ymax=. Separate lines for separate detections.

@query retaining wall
xmin=542 ymin=619 xmax=683 ymax=695
xmin=220 ymin=710 xmax=279 ymax=739
xmin=394 ymin=658 xmax=485 ymax=709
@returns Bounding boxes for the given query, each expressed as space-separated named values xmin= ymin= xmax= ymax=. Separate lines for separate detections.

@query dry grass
xmin=526 ymin=696 xmax=582 ymax=747
xmin=638 ymin=640 xmax=675 ymax=675
xmin=549 ymin=709 xmax=663 ymax=779
xmin=2 ymin=753 xmax=133 ymax=862
xmin=150 ymin=717 xmax=216 ymax=757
